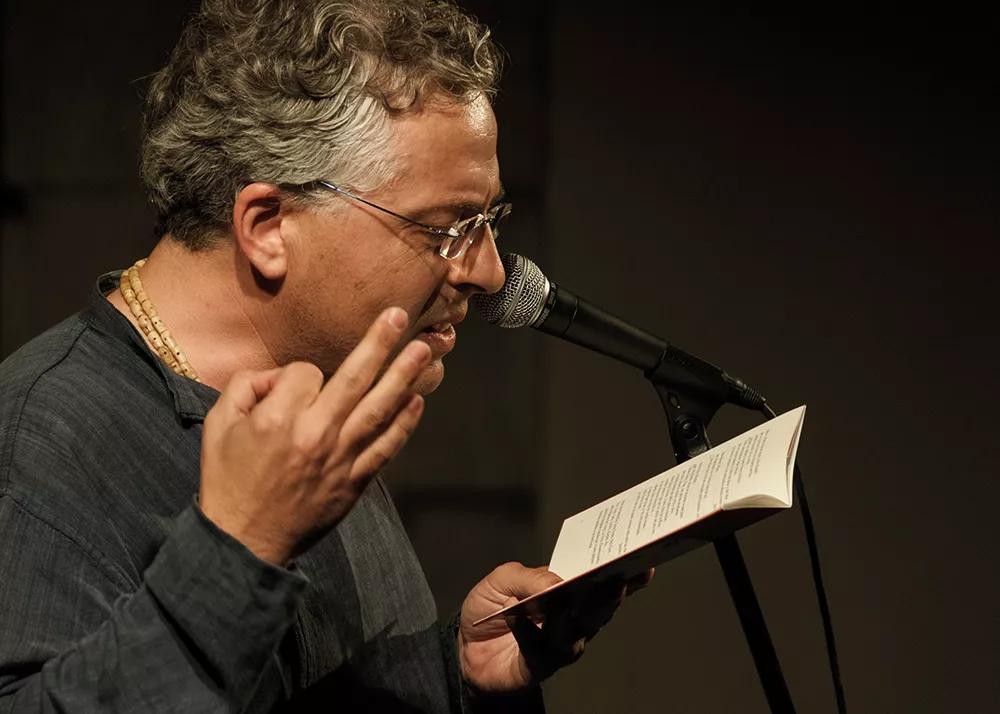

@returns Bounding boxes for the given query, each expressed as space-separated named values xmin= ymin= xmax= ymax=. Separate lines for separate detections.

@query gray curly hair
xmin=141 ymin=0 xmax=502 ymax=250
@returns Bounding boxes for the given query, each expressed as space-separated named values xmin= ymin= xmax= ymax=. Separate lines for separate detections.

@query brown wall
xmin=2 ymin=2 xmax=997 ymax=712
xmin=538 ymin=6 xmax=997 ymax=713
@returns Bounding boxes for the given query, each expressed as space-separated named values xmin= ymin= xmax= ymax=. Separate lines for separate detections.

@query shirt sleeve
xmin=439 ymin=611 xmax=546 ymax=714
xmin=0 ymin=495 xmax=307 ymax=713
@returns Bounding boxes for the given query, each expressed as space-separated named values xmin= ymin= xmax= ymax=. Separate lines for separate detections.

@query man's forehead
xmin=461 ymin=94 xmax=498 ymax=137
xmin=392 ymin=94 xmax=496 ymax=148
xmin=386 ymin=95 xmax=500 ymax=204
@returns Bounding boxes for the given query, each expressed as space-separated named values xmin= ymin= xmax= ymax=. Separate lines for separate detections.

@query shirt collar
xmin=80 ymin=271 xmax=221 ymax=423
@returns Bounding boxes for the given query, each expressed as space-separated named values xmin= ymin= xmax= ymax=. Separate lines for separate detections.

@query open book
xmin=474 ymin=405 xmax=806 ymax=625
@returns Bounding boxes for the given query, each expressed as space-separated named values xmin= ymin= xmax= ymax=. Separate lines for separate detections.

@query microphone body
xmin=472 ymin=254 xmax=763 ymax=410
xmin=534 ymin=282 xmax=664 ymax=371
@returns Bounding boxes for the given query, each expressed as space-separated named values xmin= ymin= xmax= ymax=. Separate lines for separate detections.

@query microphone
xmin=471 ymin=253 xmax=764 ymax=410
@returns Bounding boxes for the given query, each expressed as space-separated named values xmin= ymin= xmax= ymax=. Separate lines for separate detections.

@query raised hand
xmin=198 ymin=306 xmax=430 ymax=565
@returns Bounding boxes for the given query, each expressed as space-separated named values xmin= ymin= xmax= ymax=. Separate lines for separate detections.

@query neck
xmin=107 ymin=236 xmax=280 ymax=391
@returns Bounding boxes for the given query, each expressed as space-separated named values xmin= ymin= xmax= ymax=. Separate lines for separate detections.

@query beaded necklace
xmin=119 ymin=259 xmax=200 ymax=382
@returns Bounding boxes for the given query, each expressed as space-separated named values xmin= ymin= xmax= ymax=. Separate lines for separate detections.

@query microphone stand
xmin=645 ymin=360 xmax=796 ymax=714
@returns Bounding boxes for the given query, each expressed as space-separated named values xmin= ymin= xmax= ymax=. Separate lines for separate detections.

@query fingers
xmin=568 ymin=582 xmax=626 ymax=641
xmin=337 ymin=339 xmax=431 ymax=451
xmin=625 ymin=567 xmax=655 ymax=596
xmin=557 ymin=569 xmax=652 ymax=646
xmin=495 ymin=566 xmax=647 ymax=684
xmin=506 ymin=613 xmax=562 ymax=681
xmin=309 ymin=307 xmax=411 ymax=427
xmin=507 ymin=610 xmax=586 ymax=683
xmin=349 ymin=393 xmax=425 ymax=483
xmin=212 ymin=367 xmax=284 ymax=420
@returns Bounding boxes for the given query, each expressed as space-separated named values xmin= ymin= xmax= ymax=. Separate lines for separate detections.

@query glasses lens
xmin=438 ymin=205 xmax=511 ymax=260
xmin=439 ymin=235 xmax=468 ymax=259
xmin=488 ymin=203 xmax=512 ymax=239
xmin=439 ymin=214 xmax=482 ymax=259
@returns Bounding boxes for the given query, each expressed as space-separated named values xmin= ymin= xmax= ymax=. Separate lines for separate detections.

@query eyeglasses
xmin=280 ymin=179 xmax=512 ymax=260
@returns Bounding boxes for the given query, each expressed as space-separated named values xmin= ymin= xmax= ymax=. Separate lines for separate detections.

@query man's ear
xmin=232 ymin=183 xmax=292 ymax=281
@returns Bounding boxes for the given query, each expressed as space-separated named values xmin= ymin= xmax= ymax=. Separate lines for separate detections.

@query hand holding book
xmin=474 ymin=406 xmax=806 ymax=626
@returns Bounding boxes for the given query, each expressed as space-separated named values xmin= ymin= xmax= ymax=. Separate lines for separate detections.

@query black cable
xmin=761 ymin=403 xmax=847 ymax=714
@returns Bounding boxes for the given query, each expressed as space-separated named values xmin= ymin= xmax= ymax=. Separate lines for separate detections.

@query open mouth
xmin=422 ymin=321 xmax=453 ymax=334
xmin=416 ymin=321 xmax=457 ymax=355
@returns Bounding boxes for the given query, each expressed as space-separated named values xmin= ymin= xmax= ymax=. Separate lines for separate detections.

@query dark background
xmin=2 ymin=2 xmax=997 ymax=712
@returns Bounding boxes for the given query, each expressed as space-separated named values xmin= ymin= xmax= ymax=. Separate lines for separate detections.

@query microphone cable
xmin=760 ymin=402 xmax=847 ymax=714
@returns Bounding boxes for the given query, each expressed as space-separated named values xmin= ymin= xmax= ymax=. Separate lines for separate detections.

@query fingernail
xmin=408 ymin=340 xmax=432 ymax=361
xmin=387 ymin=307 xmax=408 ymax=330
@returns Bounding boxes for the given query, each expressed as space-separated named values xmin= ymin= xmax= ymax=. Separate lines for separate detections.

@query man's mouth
xmin=416 ymin=321 xmax=457 ymax=355
xmin=423 ymin=321 xmax=453 ymax=334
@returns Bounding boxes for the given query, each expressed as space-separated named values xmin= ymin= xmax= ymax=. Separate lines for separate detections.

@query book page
xmin=547 ymin=406 xmax=805 ymax=580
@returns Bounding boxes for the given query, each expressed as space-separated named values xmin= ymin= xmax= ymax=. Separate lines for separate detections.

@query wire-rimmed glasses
xmin=279 ymin=179 xmax=512 ymax=260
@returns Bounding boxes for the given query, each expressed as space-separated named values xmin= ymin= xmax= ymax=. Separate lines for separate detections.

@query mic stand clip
xmin=645 ymin=364 xmax=796 ymax=714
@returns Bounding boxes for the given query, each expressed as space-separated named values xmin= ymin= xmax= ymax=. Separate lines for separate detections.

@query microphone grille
xmin=472 ymin=253 xmax=550 ymax=328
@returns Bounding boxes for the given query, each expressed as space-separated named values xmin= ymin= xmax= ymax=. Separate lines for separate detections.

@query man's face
xmin=279 ymin=94 xmax=505 ymax=394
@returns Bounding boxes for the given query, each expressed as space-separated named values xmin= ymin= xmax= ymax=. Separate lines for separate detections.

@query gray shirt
xmin=0 ymin=272 xmax=543 ymax=713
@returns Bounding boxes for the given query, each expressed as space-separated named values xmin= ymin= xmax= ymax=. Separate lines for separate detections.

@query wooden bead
xmin=118 ymin=259 xmax=200 ymax=383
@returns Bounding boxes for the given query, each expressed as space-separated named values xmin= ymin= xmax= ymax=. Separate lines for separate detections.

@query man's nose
xmin=447 ymin=226 xmax=506 ymax=295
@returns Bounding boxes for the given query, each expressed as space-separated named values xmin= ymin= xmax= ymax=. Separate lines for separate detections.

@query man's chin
xmin=412 ymin=358 xmax=445 ymax=396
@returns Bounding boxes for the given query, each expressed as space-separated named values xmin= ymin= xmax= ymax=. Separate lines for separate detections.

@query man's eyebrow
xmin=410 ymin=184 xmax=508 ymax=223
xmin=490 ymin=184 xmax=508 ymax=208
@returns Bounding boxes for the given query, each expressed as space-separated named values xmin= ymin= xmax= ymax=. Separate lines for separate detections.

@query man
xmin=0 ymin=1 xmax=648 ymax=711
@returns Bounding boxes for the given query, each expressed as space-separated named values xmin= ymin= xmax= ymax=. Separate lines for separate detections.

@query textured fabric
xmin=0 ymin=272 xmax=544 ymax=713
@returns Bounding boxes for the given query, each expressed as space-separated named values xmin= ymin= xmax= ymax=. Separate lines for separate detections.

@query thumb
xmin=212 ymin=367 xmax=284 ymax=422
xmin=488 ymin=562 xmax=563 ymax=601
